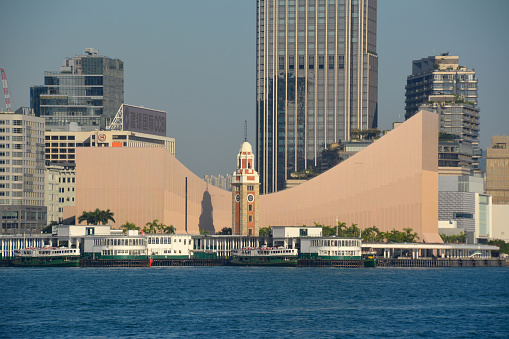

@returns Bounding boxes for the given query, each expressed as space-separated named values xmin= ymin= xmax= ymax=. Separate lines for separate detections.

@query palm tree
xmin=145 ymin=219 xmax=159 ymax=234
xmin=78 ymin=208 xmax=115 ymax=225
xmin=120 ymin=221 xmax=139 ymax=234
xmin=402 ymin=228 xmax=419 ymax=242
xmin=97 ymin=209 xmax=115 ymax=225
xmin=345 ymin=223 xmax=361 ymax=238
xmin=162 ymin=225 xmax=175 ymax=234
xmin=78 ymin=211 xmax=97 ymax=225
xmin=336 ymin=222 xmax=347 ymax=236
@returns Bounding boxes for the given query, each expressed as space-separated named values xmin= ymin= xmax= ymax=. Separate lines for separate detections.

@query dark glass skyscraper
xmin=30 ymin=48 xmax=124 ymax=131
xmin=256 ymin=0 xmax=377 ymax=193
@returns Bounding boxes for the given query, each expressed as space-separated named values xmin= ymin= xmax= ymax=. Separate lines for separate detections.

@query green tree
xmin=41 ymin=221 xmax=58 ymax=234
xmin=402 ymin=228 xmax=419 ymax=242
xmin=162 ymin=225 xmax=176 ymax=234
xmin=336 ymin=222 xmax=347 ymax=236
xmin=216 ymin=227 xmax=232 ymax=235
xmin=362 ymin=226 xmax=380 ymax=242
xmin=78 ymin=208 xmax=115 ymax=225
xmin=200 ymin=228 xmax=209 ymax=235
xmin=487 ymin=239 xmax=509 ymax=255
xmin=98 ymin=209 xmax=115 ymax=225
xmin=145 ymin=219 xmax=159 ymax=234
xmin=120 ymin=221 xmax=140 ymax=234
xmin=441 ymin=232 xmax=467 ymax=244
xmin=78 ymin=211 xmax=96 ymax=225
xmin=259 ymin=226 xmax=271 ymax=237
xmin=345 ymin=223 xmax=361 ymax=237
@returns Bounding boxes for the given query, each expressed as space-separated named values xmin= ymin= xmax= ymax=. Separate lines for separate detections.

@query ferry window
xmin=184 ymin=239 xmax=186 ymax=245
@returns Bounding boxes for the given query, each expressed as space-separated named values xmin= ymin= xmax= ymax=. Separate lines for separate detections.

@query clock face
xmin=247 ymin=194 xmax=254 ymax=203
xmin=235 ymin=194 xmax=240 ymax=202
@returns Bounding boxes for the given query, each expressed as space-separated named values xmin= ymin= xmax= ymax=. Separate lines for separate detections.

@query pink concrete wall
xmin=75 ymin=147 xmax=232 ymax=234
xmin=74 ymin=111 xmax=440 ymax=241
xmin=259 ymin=111 xmax=440 ymax=242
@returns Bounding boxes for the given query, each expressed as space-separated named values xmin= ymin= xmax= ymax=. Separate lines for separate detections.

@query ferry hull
xmin=13 ymin=257 xmax=80 ymax=267
xmin=229 ymin=257 xmax=298 ymax=267
xmin=363 ymin=259 xmax=377 ymax=267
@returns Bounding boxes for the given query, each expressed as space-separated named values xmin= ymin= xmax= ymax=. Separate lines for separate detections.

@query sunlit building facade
xmin=71 ymin=111 xmax=439 ymax=242
xmin=486 ymin=136 xmax=509 ymax=204
xmin=0 ymin=109 xmax=46 ymax=234
xmin=405 ymin=54 xmax=478 ymax=120
xmin=256 ymin=0 xmax=378 ymax=193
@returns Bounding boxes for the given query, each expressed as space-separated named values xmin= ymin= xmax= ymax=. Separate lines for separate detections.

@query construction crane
xmin=1 ymin=68 xmax=13 ymax=112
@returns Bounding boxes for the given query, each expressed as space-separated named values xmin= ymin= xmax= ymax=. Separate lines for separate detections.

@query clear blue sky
xmin=1 ymin=0 xmax=508 ymax=178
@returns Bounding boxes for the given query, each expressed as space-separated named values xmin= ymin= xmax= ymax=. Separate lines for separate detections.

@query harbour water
xmin=1 ymin=266 xmax=508 ymax=338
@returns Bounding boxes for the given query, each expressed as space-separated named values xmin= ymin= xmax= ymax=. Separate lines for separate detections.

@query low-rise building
xmin=438 ymin=175 xmax=492 ymax=243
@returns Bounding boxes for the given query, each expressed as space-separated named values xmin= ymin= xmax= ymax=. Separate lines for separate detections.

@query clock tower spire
xmin=232 ymin=140 xmax=260 ymax=236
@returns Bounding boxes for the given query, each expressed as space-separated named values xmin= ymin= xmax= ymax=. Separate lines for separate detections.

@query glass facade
xmin=257 ymin=0 xmax=378 ymax=193
xmin=30 ymin=49 xmax=124 ymax=131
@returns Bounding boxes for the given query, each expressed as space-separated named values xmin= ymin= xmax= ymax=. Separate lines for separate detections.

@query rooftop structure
xmin=30 ymin=48 xmax=124 ymax=131
xmin=406 ymin=54 xmax=478 ymax=120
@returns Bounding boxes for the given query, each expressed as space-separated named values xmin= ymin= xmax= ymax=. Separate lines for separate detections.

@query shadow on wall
xmin=198 ymin=190 xmax=215 ymax=234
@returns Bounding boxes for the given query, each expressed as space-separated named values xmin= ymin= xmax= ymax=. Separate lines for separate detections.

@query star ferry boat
xmin=13 ymin=247 xmax=80 ymax=267
xmin=230 ymin=247 xmax=298 ymax=266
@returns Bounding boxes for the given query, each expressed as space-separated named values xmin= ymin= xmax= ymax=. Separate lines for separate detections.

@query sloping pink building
xmin=260 ymin=110 xmax=440 ymax=242
xmin=71 ymin=111 xmax=440 ymax=241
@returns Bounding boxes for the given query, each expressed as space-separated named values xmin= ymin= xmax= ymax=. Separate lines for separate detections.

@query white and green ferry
xmin=230 ymin=247 xmax=299 ymax=266
xmin=300 ymin=237 xmax=362 ymax=260
xmin=13 ymin=247 xmax=80 ymax=267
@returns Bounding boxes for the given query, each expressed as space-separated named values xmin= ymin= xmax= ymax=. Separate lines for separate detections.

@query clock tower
xmin=232 ymin=141 xmax=260 ymax=236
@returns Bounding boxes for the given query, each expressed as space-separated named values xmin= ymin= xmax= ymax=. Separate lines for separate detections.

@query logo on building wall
xmin=98 ymin=134 xmax=106 ymax=142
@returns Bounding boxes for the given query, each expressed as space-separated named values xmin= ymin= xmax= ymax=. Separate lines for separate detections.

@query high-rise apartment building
xmin=256 ymin=0 xmax=378 ymax=193
xmin=419 ymin=95 xmax=481 ymax=174
xmin=405 ymin=53 xmax=478 ymax=120
xmin=30 ymin=48 xmax=124 ymax=131
xmin=0 ymin=108 xmax=46 ymax=234
xmin=486 ymin=136 xmax=509 ymax=204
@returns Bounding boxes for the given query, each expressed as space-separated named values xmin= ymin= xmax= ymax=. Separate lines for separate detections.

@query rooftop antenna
xmin=244 ymin=120 xmax=247 ymax=142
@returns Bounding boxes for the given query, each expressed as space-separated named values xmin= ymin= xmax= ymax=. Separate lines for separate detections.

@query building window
xmin=248 ymin=215 xmax=253 ymax=222
xmin=454 ymin=213 xmax=473 ymax=219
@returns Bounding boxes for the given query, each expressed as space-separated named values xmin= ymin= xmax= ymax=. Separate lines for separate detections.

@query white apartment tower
xmin=0 ymin=108 xmax=46 ymax=234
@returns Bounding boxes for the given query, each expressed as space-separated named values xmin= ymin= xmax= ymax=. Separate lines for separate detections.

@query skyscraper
xmin=405 ymin=53 xmax=478 ymax=120
xmin=256 ymin=0 xmax=378 ymax=193
xmin=30 ymin=48 xmax=124 ymax=131
xmin=406 ymin=54 xmax=480 ymax=174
